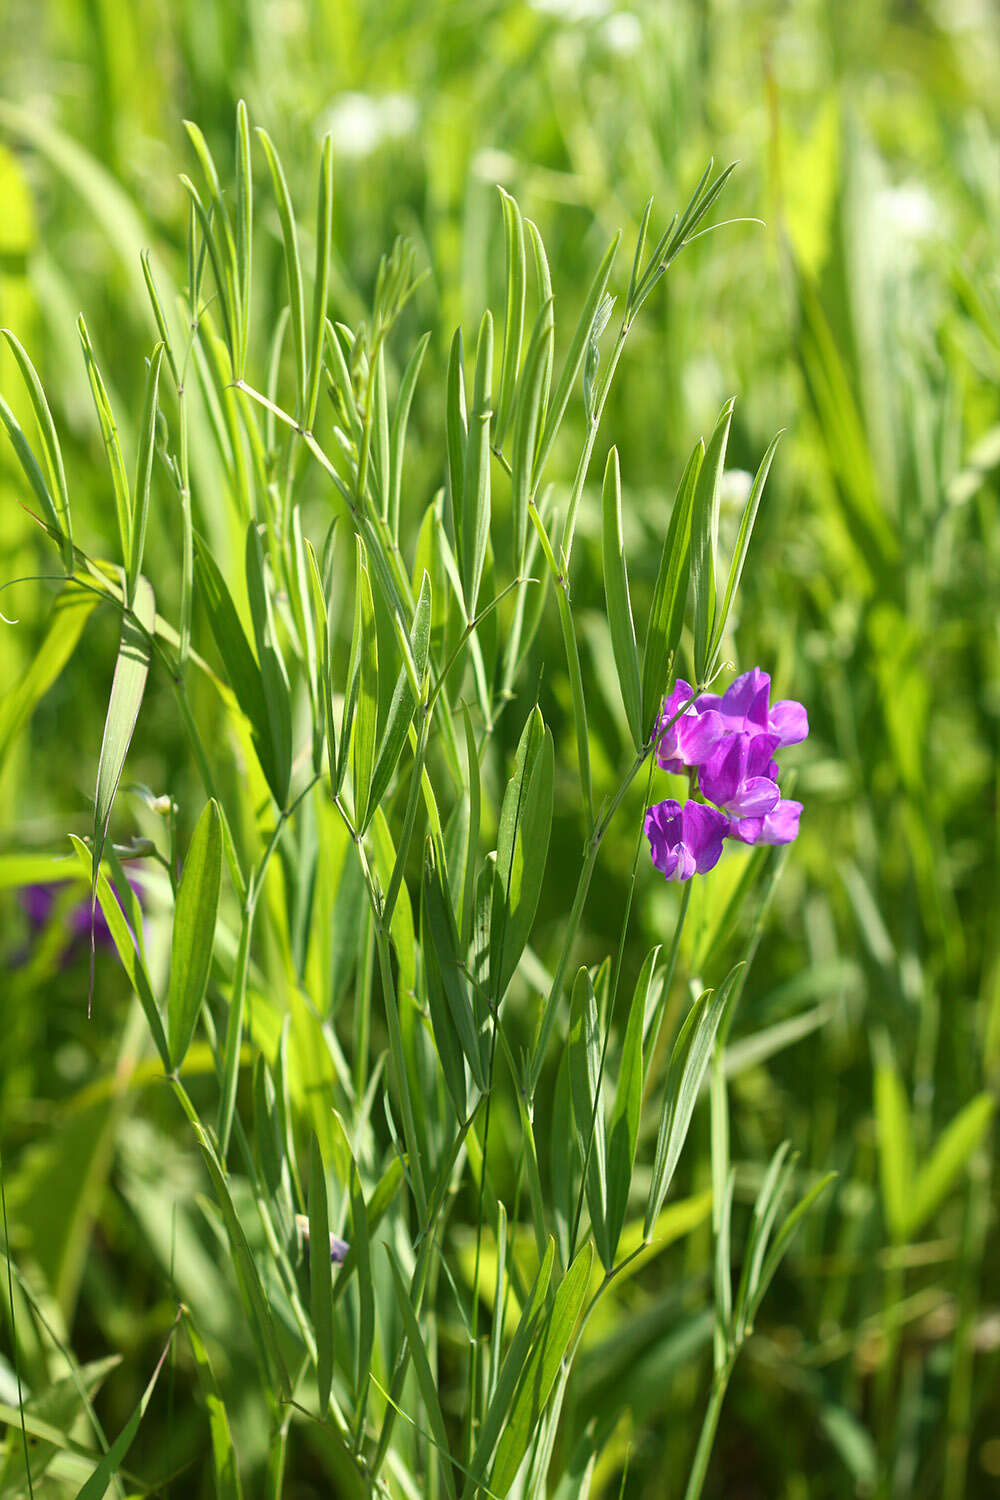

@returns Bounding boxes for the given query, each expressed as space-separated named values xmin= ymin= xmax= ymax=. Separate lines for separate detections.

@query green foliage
xmin=0 ymin=6 xmax=997 ymax=1500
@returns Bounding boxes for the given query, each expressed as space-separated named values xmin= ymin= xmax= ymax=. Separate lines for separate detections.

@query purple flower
xmin=646 ymin=667 xmax=808 ymax=880
xmin=656 ymin=680 xmax=725 ymax=774
xmin=295 ymin=1213 xmax=349 ymax=1263
xmin=645 ymin=799 xmax=729 ymax=882
xmin=728 ymin=799 xmax=803 ymax=847
xmin=697 ymin=669 xmax=808 ymax=748
xmin=698 ymin=732 xmax=781 ymax=819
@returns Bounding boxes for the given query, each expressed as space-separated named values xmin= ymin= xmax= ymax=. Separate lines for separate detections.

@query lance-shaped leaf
xmin=605 ymin=947 xmax=655 ymax=1261
xmin=246 ymin=525 xmax=292 ymax=808
xmin=709 ymin=431 xmax=781 ymax=669
xmin=490 ymin=706 xmax=554 ymax=1003
xmin=511 ymin=298 xmax=554 ymax=570
xmin=194 ymin=533 xmax=287 ymax=803
xmin=907 ymin=1093 xmax=994 ymax=1240
xmin=348 ymin=542 xmax=379 ymax=830
xmin=184 ymin=1312 xmax=243 ymax=1500
xmin=69 ymin=834 xmax=169 ymax=1070
xmin=601 ymin=446 xmax=642 ymax=749
xmin=75 ymin=1322 xmax=177 ymax=1500
xmin=308 ymin=1134 xmax=335 ymax=1419
xmin=167 ymin=799 xmax=223 ymax=1070
xmin=368 ymin=571 xmax=432 ymax=819
xmin=466 ymin=1239 xmax=555 ymax=1494
xmin=256 ymin=127 xmax=307 ymax=410
xmin=691 ymin=398 xmax=735 ymax=683
xmin=445 ymin=328 xmax=467 ymax=581
xmin=644 ymin=964 xmax=742 ymax=1236
xmin=234 ymin=99 xmax=252 ymax=379
xmin=389 ymin=331 xmax=430 ymax=534
xmin=641 ymin=438 xmax=703 ymax=736
xmin=569 ymin=968 xmax=609 ymax=1268
xmin=874 ymin=1061 xmax=913 ymax=1243
xmin=1 ymin=329 xmax=73 ymax=569
xmin=126 ymin=343 xmax=163 ymax=604
xmin=423 ymin=839 xmax=488 ymax=1092
xmin=0 ymin=581 xmax=96 ymax=771
xmin=387 ymin=1250 xmax=459 ymax=1500
xmin=461 ymin=311 xmax=493 ymax=615
xmin=495 ymin=186 xmax=526 ymax=448
xmin=91 ymin=576 xmax=155 ymax=928
xmin=488 ymin=1244 xmax=594 ymax=1497
xmin=536 ymin=230 xmax=620 ymax=480
xmin=77 ymin=315 xmax=131 ymax=565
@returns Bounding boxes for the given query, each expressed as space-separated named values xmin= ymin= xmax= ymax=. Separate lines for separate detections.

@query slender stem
xmin=683 ymin=1367 xmax=733 ymax=1500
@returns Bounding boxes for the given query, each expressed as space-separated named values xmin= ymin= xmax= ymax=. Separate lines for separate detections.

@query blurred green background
xmin=1 ymin=1 xmax=999 ymax=1496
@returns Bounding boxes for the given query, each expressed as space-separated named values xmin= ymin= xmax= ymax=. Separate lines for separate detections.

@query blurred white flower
xmin=719 ymin=468 xmax=754 ymax=512
xmin=601 ymin=12 xmax=642 ymax=53
xmin=531 ymin=0 xmax=611 ymax=20
xmin=323 ymin=92 xmax=418 ymax=160
xmin=876 ymin=183 xmax=939 ymax=245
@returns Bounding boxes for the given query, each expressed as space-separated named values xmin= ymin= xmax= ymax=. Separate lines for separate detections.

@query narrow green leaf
xmin=349 ymin=544 xmax=378 ymax=830
xmin=445 ymin=328 xmax=467 ymax=583
xmin=691 ymin=398 xmax=735 ymax=683
xmin=462 ymin=311 xmax=493 ymax=615
xmin=0 ymin=393 xmax=66 ymax=555
xmin=745 ymin=1173 xmax=836 ymax=1328
xmin=308 ymin=1135 xmax=335 ymax=1419
xmin=495 ymin=187 xmax=526 ymax=448
xmin=511 ymin=298 xmax=554 ymax=569
xmin=423 ymin=840 xmax=488 ymax=1092
xmin=605 ymin=948 xmax=652 ymax=1260
xmin=466 ymin=1239 xmax=555 ymax=1493
xmin=569 ymin=969 xmax=608 ymax=1267
xmin=644 ymin=965 xmax=742 ymax=1236
xmin=127 ymin=343 xmax=164 ymax=604
xmin=907 ymin=1094 xmax=995 ymax=1238
xmin=709 ymin=431 xmax=781 ymax=667
xmin=641 ymin=439 xmax=703 ymax=735
xmin=1 ymin=329 xmax=73 ymax=568
xmin=92 ymin=576 xmax=155 ymax=917
xmin=234 ymin=99 xmax=253 ymax=379
xmin=69 ymin=835 xmax=169 ymax=1070
xmin=490 ymin=707 xmax=554 ymax=1002
xmin=167 ymin=799 xmax=223 ymax=1070
xmin=875 ymin=1062 xmax=913 ymax=1243
xmin=246 ymin=525 xmax=292 ymax=807
xmin=184 ymin=1313 xmax=243 ymax=1500
xmin=74 ymin=1322 xmax=176 ymax=1500
xmin=306 ymin=134 xmax=334 ymax=425
xmin=601 ymin=446 xmax=643 ymax=748
xmin=489 ymin=1244 xmax=594 ymax=1496
xmin=536 ymin=231 xmax=620 ymax=479
xmin=77 ymin=315 xmax=131 ymax=563
xmin=389 ymin=331 xmax=431 ymax=535
xmin=368 ymin=571 xmax=432 ymax=817
xmin=256 ymin=127 xmax=307 ymax=411
xmin=0 ymin=582 xmax=96 ymax=771
xmin=387 ymin=1251 xmax=459 ymax=1500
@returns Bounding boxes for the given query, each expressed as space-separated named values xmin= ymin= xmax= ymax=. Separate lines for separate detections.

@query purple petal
xmin=769 ymin=699 xmax=808 ymax=746
xmin=726 ymin=775 xmax=780 ymax=818
xmin=330 ymin=1235 xmax=350 ymax=1264
xmin=681 ymin=801 xmax=729 ymax=874
xmin=674 ymin=707 xmax=725 ymax=768
xmin=761 ymin=799 xmax=803 ymax=844
xmin=720 ymin=669 xmax=770 ymax=728
xmin=645 ymin=800 xmax=685 ymax=880
xmin=698 ymin=737 xmax=743 ymax=809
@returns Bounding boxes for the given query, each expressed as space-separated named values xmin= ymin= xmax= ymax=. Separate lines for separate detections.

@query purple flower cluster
xmin=645 ymin=669 xmax=807 ymax=883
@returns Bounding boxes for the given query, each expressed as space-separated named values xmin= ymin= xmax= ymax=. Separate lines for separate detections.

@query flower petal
xmin=681 ymin=801 xmax=729 ymax=874
xmin=769 ymin=699 xmax=808 ymax=746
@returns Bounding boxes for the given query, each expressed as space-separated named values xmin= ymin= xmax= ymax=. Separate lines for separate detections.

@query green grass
xmin=1 ymin=3 xmax=999 ymax=1497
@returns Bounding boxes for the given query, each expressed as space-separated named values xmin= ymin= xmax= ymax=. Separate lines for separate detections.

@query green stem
xmin=683 ymin=1367 xmax=733 ymax=1500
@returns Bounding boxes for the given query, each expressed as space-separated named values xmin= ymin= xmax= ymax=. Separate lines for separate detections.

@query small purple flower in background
xmin=646 ymin=668 xmax=808 ymax=882
xmin=295 ymin=1213 xmax=349 ymax=1264
xmin=645 ymin=799 xmax=729 ymax=882
xmin=16 ymin=877 xmax=143 ymax=964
